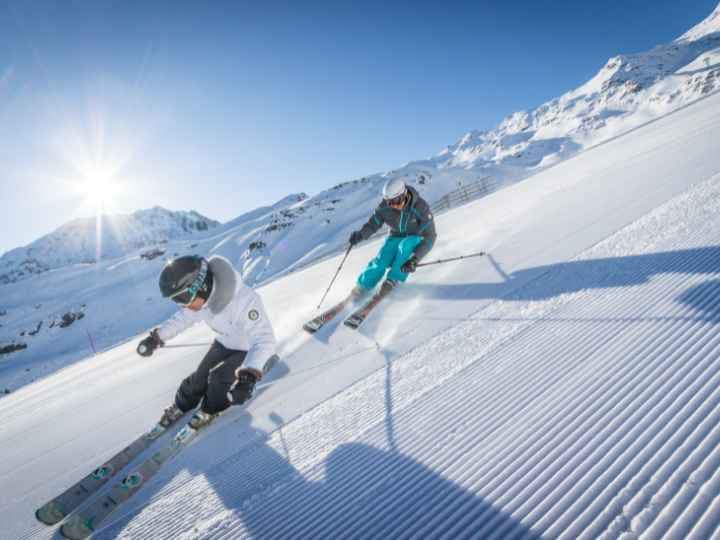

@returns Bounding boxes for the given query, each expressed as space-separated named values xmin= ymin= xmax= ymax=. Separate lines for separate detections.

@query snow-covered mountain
xmin=414 ymin=3 xmax=720 ymax=177
xmin=0 ymin=207 xmax=221 ymax=285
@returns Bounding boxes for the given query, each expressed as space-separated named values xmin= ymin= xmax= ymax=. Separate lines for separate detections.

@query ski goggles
xmin=169 ymin=260 xmax=209 ymax=306
xmin=386 ymin=193 xmax=407 ymax=207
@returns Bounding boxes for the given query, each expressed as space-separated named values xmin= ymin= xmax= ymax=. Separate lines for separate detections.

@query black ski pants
xmin=175 ymin=340 xmax=248 ymax=415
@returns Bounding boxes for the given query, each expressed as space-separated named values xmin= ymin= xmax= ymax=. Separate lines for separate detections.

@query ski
xmin=303 ymin=289 xmax=361 ymax=333
xmin=35 ymin=414 xmax=186 ymax=526
xmin=59 ymin=415 xmax=213 ymax=540
xmin=344 ymin=280 xmax=395 ymax=330
xmin=59 ymin=356 xmax=279 ymax=540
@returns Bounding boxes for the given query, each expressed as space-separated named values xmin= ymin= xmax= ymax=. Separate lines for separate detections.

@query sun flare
xmin=81 ymin=175 xmax=120 ymax=207
xmin=73 ymin=159 xmax=124 ymax=211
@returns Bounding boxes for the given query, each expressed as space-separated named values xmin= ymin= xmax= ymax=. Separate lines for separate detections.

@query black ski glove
xmin=401 ymin=256 xmax=418 ymax=273
xmin=137 ymin=329 xmax=164 ymax=357
xmin=232 ymin=369 xmax=259 ymax=404
xmin=349 ymin=230 xmax=363 ymax=246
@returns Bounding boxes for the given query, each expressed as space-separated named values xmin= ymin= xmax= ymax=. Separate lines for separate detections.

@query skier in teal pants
xmin=303 ymin=178 xmax=437 ymax=334
xmin=349 ymin=178 xmax=437 ymax=295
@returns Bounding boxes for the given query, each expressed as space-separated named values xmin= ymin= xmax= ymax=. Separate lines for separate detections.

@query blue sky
xmin=1 ymin=0 xmax=717 ymax=254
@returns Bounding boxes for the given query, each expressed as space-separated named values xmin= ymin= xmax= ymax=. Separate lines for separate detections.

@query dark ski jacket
xmin=357 ymin=186 xmax=437 ymax=262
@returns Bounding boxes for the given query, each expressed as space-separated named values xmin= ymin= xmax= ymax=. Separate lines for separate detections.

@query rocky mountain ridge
xmin=416 ymin=3 xmax=720 ymax=178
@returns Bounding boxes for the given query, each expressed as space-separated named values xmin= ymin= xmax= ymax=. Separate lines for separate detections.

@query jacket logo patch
xmin=248 ymin=309 xmax=260 ymax=321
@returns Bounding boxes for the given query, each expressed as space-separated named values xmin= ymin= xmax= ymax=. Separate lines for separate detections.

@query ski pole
xmin=256 ymin=344 xmax=378 ymax=390
xmin=416 ymin=251 xmax=487 ymax=268
xmin=162 ymin=343 xmax=213 ymax=349
xmin=136 ymin=342 xmax=212 ymax=356
xmin=316 ymin=244 xmax=353 ymax=310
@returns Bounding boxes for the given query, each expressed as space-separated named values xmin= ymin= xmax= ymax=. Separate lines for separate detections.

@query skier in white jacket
xmin=137 ymin=254 xmax=277 ymax=430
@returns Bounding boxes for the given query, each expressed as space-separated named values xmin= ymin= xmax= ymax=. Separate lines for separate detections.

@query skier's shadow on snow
xmin=676 ymin=279 xmax=720 ymax=323
xmin=414 ymin=245 xmax=720 ymax=323
xmin=98 ymin=433 xmax=540 ymax=539
xmin=236 ymin=441 xmax=541 ymax=539
xmin=95 ymin=360 xmax=538 ymax=539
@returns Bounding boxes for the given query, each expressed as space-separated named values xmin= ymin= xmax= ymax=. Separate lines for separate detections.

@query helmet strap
xmin=196 ymin=268 xmax=214 ymax=301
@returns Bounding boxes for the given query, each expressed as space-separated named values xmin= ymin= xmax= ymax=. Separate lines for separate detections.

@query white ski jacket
xmin=156 ymin=256 xmax=277 ymax=375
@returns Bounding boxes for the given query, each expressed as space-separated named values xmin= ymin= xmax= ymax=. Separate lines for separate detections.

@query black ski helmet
xmin=159 ymin=255 xmax=213 ymax=305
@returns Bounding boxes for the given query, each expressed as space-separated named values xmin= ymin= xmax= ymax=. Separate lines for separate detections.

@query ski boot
xmin=147 ymin=404 xmax=185 ymax=440
xmin=159 ymin=404 xmax=184 ymax=427
xmin=380 ymin=279 xmax=397 ymax=294
xmin=344 ymin=279 xmax=397 ymax=329
xmin=174 ymin=410 xmax=217 ymax=447
xmin=189 ymin=410 xmax=217 ymax=430
xmin=351 ymin=284 xmax=368 ymax=299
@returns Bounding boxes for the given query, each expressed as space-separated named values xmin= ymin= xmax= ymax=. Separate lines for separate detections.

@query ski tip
xmin=343 ymin=318 xmax=361 ymax=330
xmin=35 ymin=501 xmax=66 ymax=526
xmin=60 ymin=518 xmax=94 ymax=540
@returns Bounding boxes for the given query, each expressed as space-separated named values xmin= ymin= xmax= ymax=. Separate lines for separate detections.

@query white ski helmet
xmin=382 ymin=178 xmax=407 ymax=201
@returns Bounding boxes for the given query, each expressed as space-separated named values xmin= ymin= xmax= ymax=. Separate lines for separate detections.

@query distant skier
xmin=303 ymin=178 xmax=437 ymax=333
xmin=349 ymin=178 xmax=437 ymax=295
xmin=136 ymin=255 xmax=277 ymax=432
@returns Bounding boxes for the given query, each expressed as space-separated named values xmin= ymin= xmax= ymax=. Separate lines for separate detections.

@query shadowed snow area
xmin=3 ymin=88 xmax=720 ymax=540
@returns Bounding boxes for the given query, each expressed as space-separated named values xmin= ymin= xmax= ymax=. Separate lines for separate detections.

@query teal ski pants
xmin=357 ymin=235 xmax=423 ymax=290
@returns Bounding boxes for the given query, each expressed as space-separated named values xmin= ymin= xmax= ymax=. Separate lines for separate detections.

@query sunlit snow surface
xmin=1 ymin=85 xmax=720 ymax=539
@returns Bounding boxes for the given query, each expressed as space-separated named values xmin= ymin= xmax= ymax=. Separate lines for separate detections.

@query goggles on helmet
xmin=387 ymin=193 xmax=406 ymax=207
xmin=169 ymin=259 xmax=208 ymax=306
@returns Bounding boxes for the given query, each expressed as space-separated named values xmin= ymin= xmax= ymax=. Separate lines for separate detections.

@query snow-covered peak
xmin=274 ymin=193 xmax=308 ymax=207
xmin=422 ymin=3 xmax=720 ymax=177
xmin=677 ymin=2 xmax=720 ymax=42
xmin=0 ymin=207 xmax=220 ymax=284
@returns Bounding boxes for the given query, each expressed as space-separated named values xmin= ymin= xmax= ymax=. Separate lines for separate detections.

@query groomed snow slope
xmin=2 ymin=91 xmax=720 ymax=539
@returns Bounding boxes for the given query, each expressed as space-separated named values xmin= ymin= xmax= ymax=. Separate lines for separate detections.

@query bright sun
xmin=75 ymin=160 xmax=123 ymax=210
xmin=82 ymin=176 xmax=119 ymax=207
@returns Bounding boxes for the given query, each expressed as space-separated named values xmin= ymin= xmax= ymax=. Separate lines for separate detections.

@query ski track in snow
xmin=95 ymin=172 xmax=720 ymax=539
